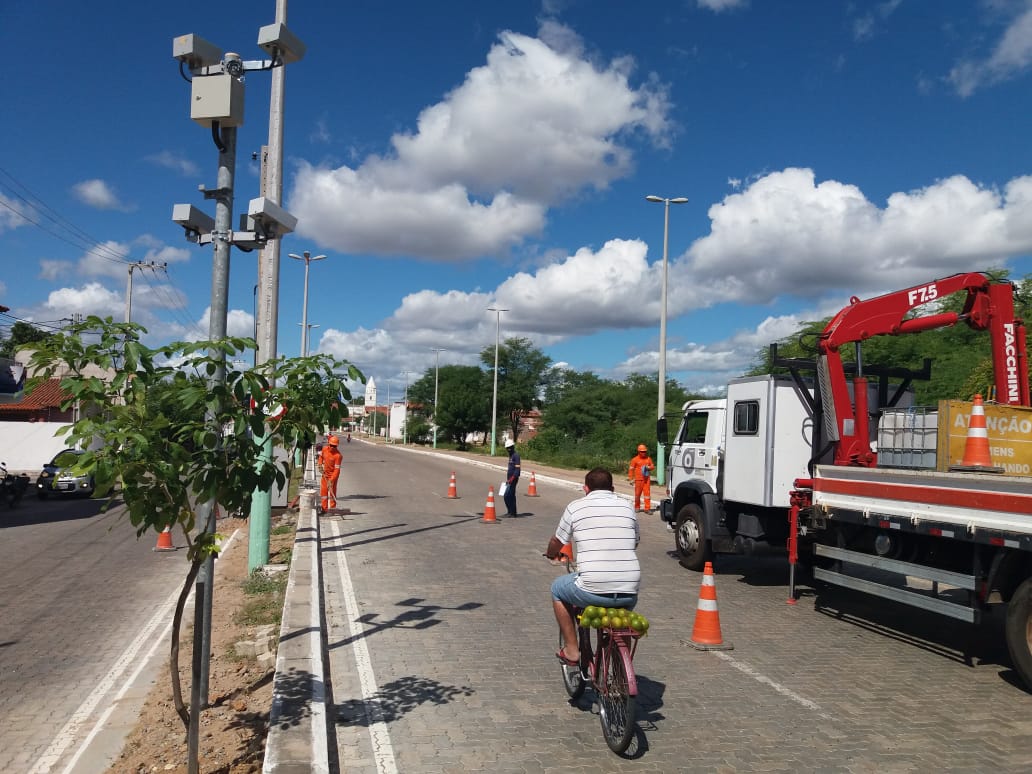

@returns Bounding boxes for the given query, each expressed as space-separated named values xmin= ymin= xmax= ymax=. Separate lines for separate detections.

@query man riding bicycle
xmin=545 ymin=467 xmax=640 ymax=666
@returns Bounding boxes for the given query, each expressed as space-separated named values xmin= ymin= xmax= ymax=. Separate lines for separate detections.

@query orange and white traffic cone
xmin=558 ymin=542 xmax=573 ymax=565
xmin=446 ymin=472 xmax=459 ymax=499
xmin=481 ymin=486 xmax=498 ymax=524
xmin=685 ymin=561 xmax=732 ymax=650
xmin=951 ymin=394 xmax=1004 ymax=473
xmin=526 ymin=472 xmax=539 ymax=497
xmin=153 ymin=526 xmax=175 ymax=552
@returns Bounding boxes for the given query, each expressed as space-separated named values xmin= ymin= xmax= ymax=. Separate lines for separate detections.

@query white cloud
xmin=0 ymin=193 xmax=31 ymax=232
xmin=37 ymin=282 xmax=124 ymax=320
xmin=289 ymin=23 xmax=672 ymax=261
xmin=38 ymin=259 xmax=70 ymax=281
xmin=949 ymin=2 xmax=1032 ymax=96
xmin=70 ymin=179 xmax=134 ymax=212
xmin=145 ymin=151 xmax=200 ymax=177
xmin=78 ymin=241 xmax=131 ymax=279
xmin=685 ymin=168 xmax=1032 ymax=305
xmin=187 ymin=308 xmax=256 ymax=342
xmin=312 ymin=167 xmax=1032 ymax=393
xmin=697 ymin=0 xmax=748 ymax=11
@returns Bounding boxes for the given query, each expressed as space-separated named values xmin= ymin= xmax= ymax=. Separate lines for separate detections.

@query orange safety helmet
xmin=328 ymin=435 xmax=339 ymax=446
xmin=637 ymin=444 xmax=647 ymax=452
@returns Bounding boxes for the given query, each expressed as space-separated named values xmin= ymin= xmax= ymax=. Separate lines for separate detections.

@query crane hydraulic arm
xmin=817 ymin=272 xmax=1029 ymax=467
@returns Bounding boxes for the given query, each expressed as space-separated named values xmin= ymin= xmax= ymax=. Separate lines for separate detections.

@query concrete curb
xmin=262 ymin=490 xmax=329 ymax=774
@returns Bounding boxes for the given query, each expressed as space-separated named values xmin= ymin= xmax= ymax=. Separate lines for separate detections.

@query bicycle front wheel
xmin=597 ymin=635 xmax=636 ymax=753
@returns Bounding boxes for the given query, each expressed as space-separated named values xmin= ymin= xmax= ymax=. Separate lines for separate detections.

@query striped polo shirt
xmin=555 ymin=489 xmax=640 ymax=595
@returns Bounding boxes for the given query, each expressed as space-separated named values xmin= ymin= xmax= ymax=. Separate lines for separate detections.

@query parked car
xmin=36 ymin=449 xmax=95 ymax=499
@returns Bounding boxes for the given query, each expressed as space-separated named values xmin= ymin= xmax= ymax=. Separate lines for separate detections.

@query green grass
xmin=271 ymin=524 xmax=293 ymax=536
xmin=236 ymin=569 xmax=288 ymax=627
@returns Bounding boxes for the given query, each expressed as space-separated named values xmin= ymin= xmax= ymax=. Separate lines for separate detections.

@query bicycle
xmin=554 ymin=559 xmax=642 ymax=754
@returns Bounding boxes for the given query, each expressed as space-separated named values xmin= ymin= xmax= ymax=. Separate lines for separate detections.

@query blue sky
xmin=4 ymin=0 xmax=1032 ymax=396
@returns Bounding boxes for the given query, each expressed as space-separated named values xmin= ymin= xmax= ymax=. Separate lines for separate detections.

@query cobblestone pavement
xmin=320 ymin=440 xmax=1032 ymax=773
xmin=0 ymin=496 xmax=190 ymax=773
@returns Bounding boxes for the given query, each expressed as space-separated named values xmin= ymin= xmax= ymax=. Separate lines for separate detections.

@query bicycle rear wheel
xmin=597 ymin=634 xmax=636 ymax=753
xmin=559 ymin=628 xmax=586 ymax=699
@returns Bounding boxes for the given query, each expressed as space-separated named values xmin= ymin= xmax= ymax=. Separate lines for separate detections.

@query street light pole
xmin=288 ymin=250 xmax=326 ymax=356
xmin=645 ymin=194 xmax=688 ymax=487
xmin=402 ymin=371 xmax=415 ymax=444
xmin=487 ymin=307 xmax=508 ymax=456
xmin=431 ymin=348 xmax=447 ymax=448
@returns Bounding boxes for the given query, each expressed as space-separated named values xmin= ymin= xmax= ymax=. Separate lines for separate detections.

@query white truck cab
xmin=661 ymin=375 xmax=815 ymax=570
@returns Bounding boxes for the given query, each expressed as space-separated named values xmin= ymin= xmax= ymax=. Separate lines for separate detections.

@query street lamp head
xmin=670 ymin=197 xmax=689 ymax=204
xmin=645 ymin=195 xmax=663 ymax=203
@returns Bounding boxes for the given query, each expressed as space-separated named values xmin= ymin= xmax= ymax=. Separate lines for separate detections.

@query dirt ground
xmin=107 ymin=512 xmax=296 ymax=774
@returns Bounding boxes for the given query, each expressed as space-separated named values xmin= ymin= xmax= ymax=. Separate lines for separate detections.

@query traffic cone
xmin=685 ymin=561 xmax=733 ymax=650
xmin=446 ymin=472 xmax=459 ymax=499
xmin=951 ymin=394 xmax=1004 ymax=473
xmin=481 ymin=486 xmax=498 ymax=524
xmin=558 ymin=542 xmax=573 ymax=565
xmin=153 ymin=526 xmax=175 ymax=552
xmin=526 ymin=472 xmax=539 ymax=497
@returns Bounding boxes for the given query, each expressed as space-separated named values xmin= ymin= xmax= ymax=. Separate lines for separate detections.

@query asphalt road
xmin=0 ymin=491 xmax=191 ymax=773
xmin=323 ymin=439 xmax=1032 ymax=772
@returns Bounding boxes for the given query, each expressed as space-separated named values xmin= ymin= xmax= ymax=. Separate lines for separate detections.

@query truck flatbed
xmin=812 ymin=464 xmax=1032 ymax=540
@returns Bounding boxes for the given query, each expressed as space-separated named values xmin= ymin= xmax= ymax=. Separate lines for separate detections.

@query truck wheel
xmin=1006 ymin=576 xmax=1032 ymax=691
xmin=675 ymin=503 xmax=711 ymax=571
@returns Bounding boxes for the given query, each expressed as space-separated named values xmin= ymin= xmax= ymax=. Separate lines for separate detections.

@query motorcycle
xmin=1 ymin=461 xmax=31 ymax=508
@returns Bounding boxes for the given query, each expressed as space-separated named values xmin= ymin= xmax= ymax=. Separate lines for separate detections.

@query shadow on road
xmin=0 ymin=495 xmax=123 ymax=527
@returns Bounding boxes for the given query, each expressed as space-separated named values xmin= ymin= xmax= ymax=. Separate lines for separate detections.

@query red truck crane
xmin=790 ymin=272 xmax=1032 ymax=688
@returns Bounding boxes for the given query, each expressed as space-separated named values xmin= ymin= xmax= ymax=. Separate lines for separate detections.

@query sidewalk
xmin=261 ymin=440 xmax=654 ymax=772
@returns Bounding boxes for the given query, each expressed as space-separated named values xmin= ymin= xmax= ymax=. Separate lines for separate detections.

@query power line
xmin=0 ymin=167 xmax=130 ymax=265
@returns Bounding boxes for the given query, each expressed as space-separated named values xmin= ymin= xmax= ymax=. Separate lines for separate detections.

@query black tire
xmin=597 ymin=633 xmax=636 ymax=754
xmin=1005 ymin=576 xmax=1032 ymax=691
xmin=559 ymin=627 xmax=586 ymax=699
xmin=675 ymin=503 xmax=711 ymax=571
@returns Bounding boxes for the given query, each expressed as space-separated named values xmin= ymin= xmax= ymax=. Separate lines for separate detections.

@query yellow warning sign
xmin=938 ymin=399 xmax=1032 ymax=476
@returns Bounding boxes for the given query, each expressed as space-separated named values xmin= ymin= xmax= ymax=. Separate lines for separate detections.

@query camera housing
xmin=172 ymin=203 xmax=215 ymax=242
xmin=172 ymin=34 xmax=223 ymax=69
xmin=257 ymin=23 xmax=306 ymax=64
xmin=247 ymin=197 xmax=297 ymax=237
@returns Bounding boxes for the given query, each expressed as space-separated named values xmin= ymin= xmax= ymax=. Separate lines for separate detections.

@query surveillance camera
xmin=172 ymin=203 xmax=215 ymax=237
xmin=247 ymin=197 xmax=297 ymax=236
xmin=172 ymin=33 xmax=223 ymax=69
xmin=223 ymin=52 xmax=244 ymax=78
xmin=256 ymin=22 xmax=306 ymax=64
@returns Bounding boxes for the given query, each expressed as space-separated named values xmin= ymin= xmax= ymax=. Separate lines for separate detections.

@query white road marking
xmin=711 ymin=650 xmax=832 ymax=720
xmin=33 ymin=530 xmax=239 ymax=774
xmin=328 ymin=517 xmax=398 ymax=774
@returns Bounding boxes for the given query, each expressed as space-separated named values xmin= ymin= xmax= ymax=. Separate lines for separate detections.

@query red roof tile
xmin=0 ymin=378 xmax=71 ymax=412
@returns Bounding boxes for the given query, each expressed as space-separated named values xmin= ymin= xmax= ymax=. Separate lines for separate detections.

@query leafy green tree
xmin=28 ymin=316 xmax=361 ymax=730
xmin=479 ymin=337 xmax=552 ymax=441
xmin=1 ymin=320 xmax=51 ymax=358
xmin=428 ymin=364 xmax=491 ymax=449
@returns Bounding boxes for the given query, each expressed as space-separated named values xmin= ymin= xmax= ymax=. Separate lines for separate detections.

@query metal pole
xmin=487 ymin=308 xmax=507 ymax=455
xmin=646 ymin=195 xmax=687 ymax=486
xmin=125 ymin=264 xmax=135 ymax=324
xmin=194 ymin=123 xmax=235 ymax=724
xmin=301 ymin=255 xmax=310 ymax=356
xmin=432 ymin=348 xmax=446 ymax=448
xmin=657 ymin=201 xmax=670 ymax=486
xmin=403 ymin=372 xmax=409 ymax=444
xmin=249 ymin=0 xmax=289 ymax=574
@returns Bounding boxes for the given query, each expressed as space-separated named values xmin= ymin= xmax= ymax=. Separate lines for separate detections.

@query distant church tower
xmin=364 ymin=378 xmax=377 ymax=409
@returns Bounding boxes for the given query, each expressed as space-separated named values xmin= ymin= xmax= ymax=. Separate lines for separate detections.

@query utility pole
xmin=249 ymin=0 xmax=290 ymax=573
xmin=172 ymin=17 xmax=304 ymax=772
xmin=431 ymin=347 xmax=447 ymax=448
xmin=125 ymin=260 xmax=167 ymax=324
xmin=487 ymin=307 xmax=508 ymax=456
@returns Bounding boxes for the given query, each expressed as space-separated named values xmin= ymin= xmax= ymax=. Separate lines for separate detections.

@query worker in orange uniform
xmin=628 ymin=443 xmax=655 ymax=513
xmin=319 ymin=434 xmax=342 ymax=512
